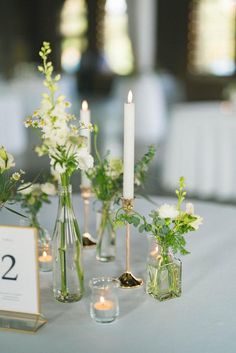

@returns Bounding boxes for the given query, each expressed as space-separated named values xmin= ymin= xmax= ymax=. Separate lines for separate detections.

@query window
xmin=60 ymin=0 xmax=87 ymax=73
xmin=104 ymin=0 xmax=134 ymax=75
xmin=189 ymin=0 xmax=236 ymax=76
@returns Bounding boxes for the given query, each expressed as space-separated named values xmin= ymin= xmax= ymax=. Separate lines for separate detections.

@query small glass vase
xmin=146 ymin=237 xmax=182 ymax=301
xmin=52 ymin=183 xmax=84 ymax=303
xmin=96 ymin=202 xmax=116 ymax=262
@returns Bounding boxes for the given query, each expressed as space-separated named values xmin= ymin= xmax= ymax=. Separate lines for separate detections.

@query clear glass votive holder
xmin=38 ymin=242 xmax=53 ymax=272
xmin=89 ymin=277 xmax=119 ymax=323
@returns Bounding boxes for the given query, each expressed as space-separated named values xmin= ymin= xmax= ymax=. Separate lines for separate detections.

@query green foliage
xmin=14 ymin=182 xmax=56 ymax=226
xmin=87 ymin=156 xmax=123 ymax=202
xmin=38 ymin=41 xmax=59 ymax=99
xmin=86 ymin=125 xmax=156 ymax=203
xmin=113 ymin=177 xmax=203 ymax=255
xmin=113 ymin=211 xmax=143 ymax=229
xmin=134 ymin=145 xmax=156 ymax=187
xmin=25 ymin=42 xmax=93 ymax=184
xmin=0 ymin=169 xmax=26 ymax=217
xmin=176 ymin=176 xmax=186 ymax=210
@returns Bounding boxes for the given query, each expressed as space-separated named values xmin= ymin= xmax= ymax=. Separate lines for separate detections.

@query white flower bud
xmin=158 ymin=204 xmax=179 ymax=219
xmin=41 ymin=182 xmax=57 ymax=196
xmin=186 ymin=202 xmax=194 ymax=215
xmin=190 ymin=216 xmax=203 ymax=230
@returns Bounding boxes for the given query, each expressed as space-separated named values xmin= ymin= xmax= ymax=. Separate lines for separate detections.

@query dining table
xmin=0 ymin=195 xmax=235 ymax=353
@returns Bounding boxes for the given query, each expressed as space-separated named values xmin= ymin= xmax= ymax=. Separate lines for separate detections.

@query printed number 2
xmin=2 ymin=255 xmax=18 ymax=281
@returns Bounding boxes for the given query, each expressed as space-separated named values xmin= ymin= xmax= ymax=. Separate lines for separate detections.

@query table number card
xmin=0 ymin=226 xmax=46 ymax=332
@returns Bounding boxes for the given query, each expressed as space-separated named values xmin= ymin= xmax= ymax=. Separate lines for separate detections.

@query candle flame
xmin=43 ymin=251 xmax=47 ymax=257
xmin=100 ymin=296 xmax=105 ymax=303
xmin=127 ymin=90 xmax=133 ymax=103
xmin=82 ymin=100 xmax=88 ymax=111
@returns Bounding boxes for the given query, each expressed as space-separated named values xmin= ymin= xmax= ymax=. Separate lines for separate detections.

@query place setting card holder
xmin=0 ymin=225 xmax=47 ymax=333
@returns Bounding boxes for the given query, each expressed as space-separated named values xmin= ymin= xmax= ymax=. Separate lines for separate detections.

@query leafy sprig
xmin=0 ymin=171 xmax=26 ymax=215
xmin=0 ymin=146 xmax=27 ymax=217
xmin=15 ymin=182 xmax=56 ymax=227
xmin=25 ymin=42 xmax=94 ymax=182
xmin=38 ymin=41 xmax=60 ymax=102
xmin=86 ymin=125 xmax=156 ymax=203
xmin=113 ymin=177 xmax=203 ymax=255
xmin=134 ymin=145 xmax=156 ymax=187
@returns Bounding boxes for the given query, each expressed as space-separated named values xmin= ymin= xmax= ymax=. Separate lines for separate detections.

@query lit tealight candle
xmin=39 ymin=250 xmax=52 ymax=263
xmin=80 ymin=100 xmax=91 ymax=187
xmin=123 ymin=90 xmax=135 ymax=199
xmin=94 ymin=296 xmax=114 ymax=311
xmin=90 ymin=277 xmax=119 ymax=323
xmin=39 ymin=250 xmax=53 ymax=272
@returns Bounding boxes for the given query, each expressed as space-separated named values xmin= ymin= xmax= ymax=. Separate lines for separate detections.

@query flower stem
xmin=97 ymin=202 xmax=115 ymax=260
xmin=58 ymin=173 xmax=71 ymax=298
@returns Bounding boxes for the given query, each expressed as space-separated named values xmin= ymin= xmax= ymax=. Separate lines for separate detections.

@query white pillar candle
xmin=80 ymin=100 xmax=91 ymax=187
xmin=123 ymin=90 xmax=135 ymax=199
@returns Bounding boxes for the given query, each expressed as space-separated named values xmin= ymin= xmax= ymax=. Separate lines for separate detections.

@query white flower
xmin=35 ymin=145 xmax=46 ymax=157
xmin=11 ymin=172 xmax=21 ymax=181
xmin=0 ymin=158 xmax=6 ymax=171
xmin=50 ymin=166 xmax=60 ymax=181
xmin=51 ymin=160 xmax=66 ymax=174
xmin=42 ymin=122 xmax=69 ymax=147
xmin=107 ymin=159 xmax=123 ymax=179
xmin=76 ymin=148 xmax=94 ymax=171
xmin=0 ymin=147 xmax=15 ymax=172
xmin=51 ymin=102 xmax=67 ymax=120
xmin=18 ymin=182 xmax=33 ymax=195
xmin=186 ymin=202 xmax=194 ymax=215
xmin=41 ymin=182 xmax=57 ymax=196
xmin=40 ymin=98 xmax=52 ymax=113
xmin=158 ymin=204 xmax=179 ymax=219
xmin=31 ymin=184 xmax=42 ymax=196
xmin=190 ymin=215 xmax=203 ymax=230
xmin=6 ymin=153 xmax=15 ymax=169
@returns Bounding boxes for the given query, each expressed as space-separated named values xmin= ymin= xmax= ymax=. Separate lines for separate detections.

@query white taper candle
xmin=80 ymin=100 xmax=91 ymax=187
xmin=123 ymin=90 xmax=135 ymax=199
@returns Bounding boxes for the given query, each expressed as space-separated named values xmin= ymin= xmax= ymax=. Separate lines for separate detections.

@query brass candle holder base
xmin=118 ymin=198 xmax=143 ymax=289
xmin=80 ymin=186 xmax=96 ymax=248
xmin=119 ymin=272 xmax=143 ymax=288
xmin=82 ymin=233 xmax=96 ymax=247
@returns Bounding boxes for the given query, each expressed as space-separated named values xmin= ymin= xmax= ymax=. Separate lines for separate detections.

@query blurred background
xmin=1 ymin=0 xmax=236 ymax=201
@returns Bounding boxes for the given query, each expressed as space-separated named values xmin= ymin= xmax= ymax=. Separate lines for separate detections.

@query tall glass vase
xmin=96 ymin=201 xmax=116 ymax=262
xmin=146 ymin=237 xmax=182 ymax=301
xmin=52 ymin=181 xmax=84 ymax=303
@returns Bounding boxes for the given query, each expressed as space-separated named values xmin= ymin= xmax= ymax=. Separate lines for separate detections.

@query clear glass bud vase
xmin=96 ymin=202 xmax=116 ymax=262
xmin=52 ymin=184 xmax=84 ymax=303
xmin=146 ymin=237 xmax=182 ymax=301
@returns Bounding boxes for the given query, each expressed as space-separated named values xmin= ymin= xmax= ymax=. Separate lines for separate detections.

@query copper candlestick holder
xmin=80 ymin=186 xmax=96 ymax=247
xmin=118 ymin=198 xmax=143 ymax=288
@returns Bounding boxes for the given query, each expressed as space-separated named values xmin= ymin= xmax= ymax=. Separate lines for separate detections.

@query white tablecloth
xmin=0 ymin=196 xmax=235 ymax=353
xmin=163 ymin=101 xmax=236 ymax=200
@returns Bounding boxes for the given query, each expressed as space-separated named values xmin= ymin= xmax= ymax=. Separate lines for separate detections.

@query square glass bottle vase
xmin=146 ymin=240 xmax=182 ymax=301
